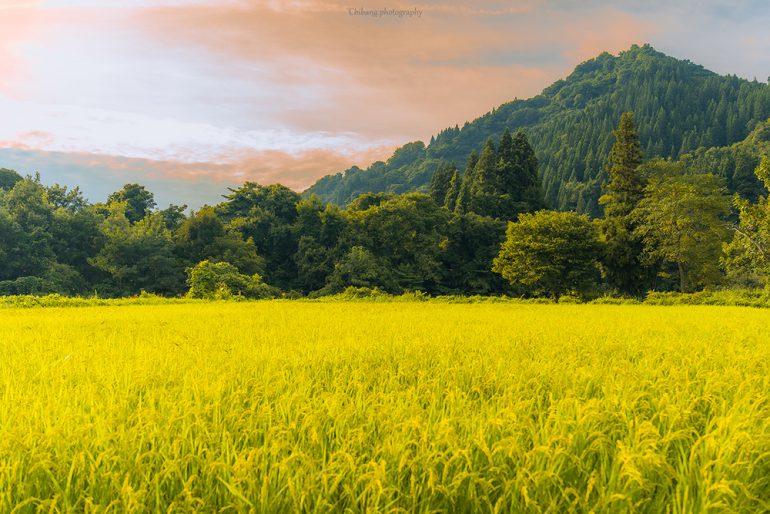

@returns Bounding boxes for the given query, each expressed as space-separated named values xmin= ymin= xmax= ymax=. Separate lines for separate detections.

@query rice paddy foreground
xmin=1 ymin=301 xmax=769 ymax=512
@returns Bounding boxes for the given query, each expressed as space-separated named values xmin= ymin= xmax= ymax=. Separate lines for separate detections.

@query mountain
xmin=304 ymin=44 xmax=770 ymax=215
xmin=681 ymin=118 xmax=770 ymax=202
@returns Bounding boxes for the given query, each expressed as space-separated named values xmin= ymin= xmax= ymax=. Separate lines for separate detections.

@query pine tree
xmin=599 ymin=112 xmax=652 ymax=295
xmin=455 ymin=131 xmax=546 ymax=220
xmin=455 ymin=151 xmax=478 ymax=214
xmin=429 ymin=163 xmax=455 ymax=206
xmin=467 ymin=139 xmax=497 ymax=216
xmin=510 ymin=130 xmax=545 ymax=212
xmin=601 ymin=112 xmax=644 ymax=218
xmin=444 ymin=170 xmax=461 ymax=211
xmin=496 ymin=129 xmax=515 ymax=192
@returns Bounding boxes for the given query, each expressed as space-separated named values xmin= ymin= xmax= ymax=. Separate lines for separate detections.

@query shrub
xmin=186 ymin=260 xmax=277 ymax=300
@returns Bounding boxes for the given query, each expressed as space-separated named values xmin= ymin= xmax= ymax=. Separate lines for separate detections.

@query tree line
xmin=1 ymin=111 xmax=769 ymax=299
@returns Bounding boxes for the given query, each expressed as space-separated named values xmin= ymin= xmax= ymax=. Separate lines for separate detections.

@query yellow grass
xmin=1 ymin=301 xmax=770 ymax=512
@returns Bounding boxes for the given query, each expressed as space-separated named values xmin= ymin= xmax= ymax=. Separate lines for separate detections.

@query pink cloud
xmin=134 ymin=1 xmax=657 ymax=144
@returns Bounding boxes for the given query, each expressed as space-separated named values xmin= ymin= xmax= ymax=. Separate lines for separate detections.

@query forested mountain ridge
xmin=681 ymin=118 xmax=770 ymax=202
xmin=304 ymin=44 xmax=770 ymax=215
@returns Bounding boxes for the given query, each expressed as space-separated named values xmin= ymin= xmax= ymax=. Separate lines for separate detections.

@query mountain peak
xmin=304 ymin=47 xmax=770 ymax=214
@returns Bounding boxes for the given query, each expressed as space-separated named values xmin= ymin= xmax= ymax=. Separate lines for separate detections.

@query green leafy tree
xmin=0 ymin=177 xmax=56 ymax=279
xmin=633 ymin=162 xmax=731 ymax=292
xmin=218 ymin=183 xmax=301 ymax=290
xmin=175 ymin=206 xmax=264 ymax=275
xmin=90 ymin=204 xmax=184 ymax=296
xmin=493 ymin=210 xmax=602 ymax=299
xmin=49 ymin=204 xmax=104 ymax=286
xmin=343 ymin=193 xmax=449 ymax=293
xmin=441 ymin=212 xmax=508 ymax=294
xmin=601 ymin=112 xmax=645 ymax=217
xmin=186 ymin=260 xmax=275 ymax=299
xmin=322 ymin=246 xmax=391 ymax=293
xmin=460 ymin=130 xmax=545 ymax=220
xmin=46 ymin=184 xmax=88 ymax=211
xmin=509 ymin=130 xmax=546 ymax=213
xmin=723 ymin=156 xmax=770 ymax=285
xmin=159 ymin=204 xmax=187 ymax=231
xmin=293 ymin=197 xmax=348 ymax=293
xmin=0 ymin=207 xmax=45 ymax=280
xmin=107 ymin=184 xmax=157 ymax=223
xmin=0 ymin=177 xmax=98 ymax=293
xmin=0 ymin=168 xmax=22 ymax=191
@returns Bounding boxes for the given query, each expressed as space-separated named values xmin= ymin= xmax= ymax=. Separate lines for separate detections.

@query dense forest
xmin=3 ymin=110 xmax=770 ymax=300
xmin=305 ymin=44 xmax=770 ymax=215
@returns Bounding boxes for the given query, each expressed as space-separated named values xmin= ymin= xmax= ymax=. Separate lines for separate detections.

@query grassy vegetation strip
xmin=1 ymin=302 xmax=770 ymax=512
xmin=5 ymin=288 xmax=770 ymax=309
xmin=0 ymin=294 xmax=200 ymax=309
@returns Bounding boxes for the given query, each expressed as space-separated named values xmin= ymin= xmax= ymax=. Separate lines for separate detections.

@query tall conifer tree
xmin=599 ymin=112 xmax=652 ymax=295
xmin=429 ymin=163 xmax=455 ymax=206
xmin=455 ymin=151 xmax=478 ymax=214
xmin=444 ymin=170 xmax=461 ymax=211
xmin=468 ymin=139 xmax=497 ymax=216
xmin=510 ymin=130 xmax=545 ymax=212
xmin=602 ymin=112 xmax=644 ymax=217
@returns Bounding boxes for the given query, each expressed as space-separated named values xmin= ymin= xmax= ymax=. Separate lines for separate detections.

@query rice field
xmin=2 ymin=301 xmax=770 ymax=512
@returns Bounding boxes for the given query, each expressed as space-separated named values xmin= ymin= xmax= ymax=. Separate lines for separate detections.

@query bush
xmin=643 ymin=289 xmax=770 ymax=307
xmin=589 ymin=296 xmax=642 ymax=305
xmin=186 ymin=260 xmax=277 ymax=300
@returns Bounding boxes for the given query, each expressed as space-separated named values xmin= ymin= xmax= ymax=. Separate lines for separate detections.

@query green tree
xmin=107 ymin=184 xmax=156 ymax=223
xmin=0 ymin=177 xmax=98 ymax=294
xmin=322 ymin=246 xmax=391 ymax=293
xmin=343 ymin=193 xmax=449 ymax=293
xmin=723 ymin=156 xmax=770 ymax=285
xmin=429 ymin=163 xmax=456 ymax=206
xmin=186 ymin=260 xmax=275 ymax=299
xmin=441 ymin=212 xmax=507 ymax=294
xmin=175 ymin=206 xmax=264 ymax=275
xmin=602 ymin=112 xmax=644 ymax=217
xmin=599 ymin=112 xmax=651 ymax=295
xmin=444 ymin=169 xmax=461 ymax=211
xmin=506 ymin=130 xmax=545 ymax=214
xmin=467 ymin=139 xmax=499 ymax=217
xmin=159 ymin=204 xmax=187 ymax=231
xmin=493 ymin=210 xmax=602 ymax=299
xmin=46 ymin=184 xmax=88 ymax=211
xmin=0 ymin=177 xmax=56 ymax=279
xmin=455 ymin=151 xmax=478 ymax=214
xmin=633 ymin=162 xmax=731 ymax=292
xmin=90 ymin=204 xmax=184 ymax=296
xmin=459 ymin=130 xmax=545 ymax=220
xmin=293 ymin=197 xmax=348 ymax=293
xmin=0 ymin=168 xmax=22 ymax=191
xmin=0 ymin=207 xmax=45 ymax=280
xmin=218 ymin=183 xmax=301 ymax=290
xmin=49 ymin=203 xmax=104 ymax=287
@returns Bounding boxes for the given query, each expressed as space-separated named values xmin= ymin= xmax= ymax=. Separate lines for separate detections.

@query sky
xmin=2 ymin=0 xmax=770 ymax=208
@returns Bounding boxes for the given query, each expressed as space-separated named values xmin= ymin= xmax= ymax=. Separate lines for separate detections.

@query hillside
xmin=304 ymin=44 xmax=770 ymax=215
xmin=681 ymin=118 xmax=770 ymax=201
